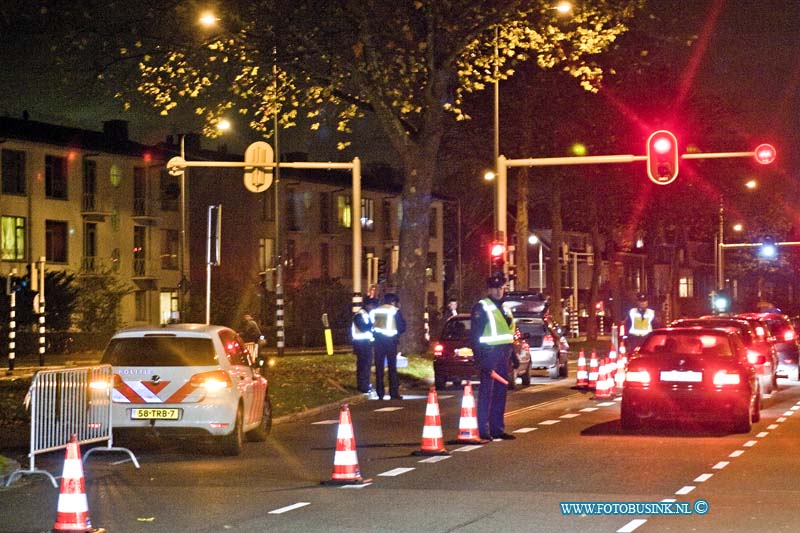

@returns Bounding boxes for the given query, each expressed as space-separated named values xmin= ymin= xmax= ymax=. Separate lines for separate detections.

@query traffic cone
xmin=588 ymin=350 xmax=599 ymax=389
xmin=449 ymin=383 xmax=488 ymax=444
xmin=52 ymin=434 xmax=104 ymax=533
xmin=322 ymin=404 xmax=371 ymax=485
xmin=576 ymin=350 xmax=589 ymax=388
xmin=608 ymin=346 xmax=618 ymax=381
xmin=412 ymin=386 xmax=450 ymax=455
xmin=594 ymin=358 xmax=612 ymax=399
xmin=615 ymin=352 xmax=627 ymax=394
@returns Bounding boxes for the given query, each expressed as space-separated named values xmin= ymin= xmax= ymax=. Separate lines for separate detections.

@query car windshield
xmin=674 ymin=321 xmax=752 ymax=345
xmin=102 ymin=336 xmax=218 ymax=366
xmin=441 ymin=319 xmax=470 ymax=341
xmin=516 ymin=319 xmax=548 ymax=336
xmin=642 ymin=332 xmax=733 ymax=357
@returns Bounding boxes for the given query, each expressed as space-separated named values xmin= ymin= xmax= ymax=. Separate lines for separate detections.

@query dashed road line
xmin=379 ymin=467 xmax=415 ymax=477
xmin=782 ymin=410 xmax=795 ymax=416
xmin=596 ymin=401 xmax=616 ymax=407
xmin=513 ymin=427 xmax=538 ymax=433
xmin=777 ymin=417 xmax=787 ymax=422
xmin=756 ymin=431 xmax=769 ymax=438
xmin=418 ymin=455 xmax=450 ymax=463
xmin=694 ymin=473 xmax=713 ymax=483
xmin=340 ymin=483 xmax=372 ymax=489
xmin=269 ymin=502 xmax=310 ymax=514
xmin=453 ymin=445 xmax=483 ymax=452
xmin=505 ymin=393 xmax=584 ymax=417
xmin=374 ymin=407 xmax=404 ymax=412
xmin=768 ymin=424 xmax=779 ymax=430
xmin=559 ymin=413 xmax=581 ymax=419
xmin=712 ymin=461 xmax=729 ymax=470
xmin=579 ymin=407 xmax=599 ymax=412
xmin=729 ymin=450 xmax=745 ymax=458
xmin=311 ymin=419 xmax=339 ymax=425
xmin=743 ymin=440 xmax=757 ymax=447
xmin=539 ymin=420 xmax=561 ymax=425
xmin=675 ymin=486 xmax=695 ymax=495
xmin=617 ymin=518 xmax=647 ymax=532
xmin=660 ymin=498 xmax=676 ymax=503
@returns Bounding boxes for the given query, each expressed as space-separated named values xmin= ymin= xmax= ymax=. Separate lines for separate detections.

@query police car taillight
xmin=190 ymin=370 xmax=232 ymax=391
xmin=783 ymin=330 xmax=796 ymax=342
xmin=625 ymin=370 xmax=651 ymax=384
xmin=434 ymin=343 xmax=444 ymax=357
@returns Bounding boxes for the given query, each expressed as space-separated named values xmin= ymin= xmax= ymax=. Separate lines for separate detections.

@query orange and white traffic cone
xmin=52 ymin=434 xmax=104 ymax=533
xmin=615 ymin=352 xmax=627 ymax=395
xmin=576 ymin=350 xmax=589 ymax=388
xmin=594 ymin=358 xmax=612 ymax=399
xmin=322 ymin=403 xmax=371 ymax=485
xmin=449 ymin=383 xmax=488 ymax=444
xmin=412 ymin=386 xmax=450 ymax=455
xmin=608 ymin=345 xmax=618 ymax=381
xmin=588 ymin=350 xmax=599 ymax=389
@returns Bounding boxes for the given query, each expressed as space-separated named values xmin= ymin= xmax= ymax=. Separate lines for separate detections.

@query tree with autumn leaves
xmin=44 ymin=0 xmax=643 ymax=351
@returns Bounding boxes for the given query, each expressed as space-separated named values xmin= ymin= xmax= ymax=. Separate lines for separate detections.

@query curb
xmin=273 ymin=393 xmax=368 ymax=426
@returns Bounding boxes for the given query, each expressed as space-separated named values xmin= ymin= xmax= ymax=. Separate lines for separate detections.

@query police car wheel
xmin=246 ymin=395 xmax=272 ymax=442
xmin=219 ymin=406 xmax=244 ymax=455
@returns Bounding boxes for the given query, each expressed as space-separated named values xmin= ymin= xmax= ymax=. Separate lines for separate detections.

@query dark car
xmin=737 ymin=312 xmax=800 ymax=381
xmin=670 ymin=317 xmax=777 ymax=395
xmin=621 ymin=327 xmax=761 ymax=433
xmin=432 ymin=314 xmax=531 ymax=390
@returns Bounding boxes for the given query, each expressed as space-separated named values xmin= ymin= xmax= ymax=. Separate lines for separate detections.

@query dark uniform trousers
xmin=354 ymin=340 xmax=373 ymax=393
xmin=373 ymin=336 xmax=399 ymax=399
xmin=477 ymin=344 xmax=512 ymax=438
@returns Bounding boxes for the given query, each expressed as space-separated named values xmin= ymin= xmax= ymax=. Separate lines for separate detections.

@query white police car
xmin=101 ymin=324 xmax=271 ymax=455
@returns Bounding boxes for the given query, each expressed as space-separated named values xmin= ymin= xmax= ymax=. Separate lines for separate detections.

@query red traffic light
xmin=754 ymin=143 xmax=776 ymax=165
xmin=646 ymin=130 xmax=679 ymax=185
xmin=490 ymin=242 xmax=505 ymax=257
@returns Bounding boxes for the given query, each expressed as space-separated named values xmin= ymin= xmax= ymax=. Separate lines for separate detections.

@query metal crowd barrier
xmin=5 ymin=364 xmax=139 ymax=487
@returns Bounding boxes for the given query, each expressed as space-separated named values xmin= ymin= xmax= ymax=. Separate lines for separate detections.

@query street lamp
xmin=528 ymin=234 xmax=544 ymax=291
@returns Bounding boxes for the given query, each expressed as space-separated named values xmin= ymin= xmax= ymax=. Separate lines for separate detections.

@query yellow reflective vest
xmin=371 ymin=305 xmax=399 ymax=337
xmin=628 ymin=307 xmax=655 ymax=336
xmin=478 ymin=298 xmax=514 ymax=345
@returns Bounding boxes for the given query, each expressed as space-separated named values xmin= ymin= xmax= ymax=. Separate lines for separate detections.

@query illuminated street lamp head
xmin=217 ymin=119 xmax=232 ymax=132
xmin=484 ymin=171 xmax=496 ymax=181
xmin=199 ymin=11 xmax=219 ymax=27
xmin=556 ymin=2 xmax=572 ymax=14
xmin=745 ymin=179 xmax=757 ymax=189
xmin=528 ymin=234 xmax=539 ymax=245
xmin=732 ymin=223 xmax=743 ymax=232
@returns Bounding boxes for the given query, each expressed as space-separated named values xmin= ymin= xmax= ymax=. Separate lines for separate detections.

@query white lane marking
xmin=597 ymin=402 xmax=616 ymax=407
xmin=614 ymin=397 xmax=623 ymax=402
xmin=579 ymin=407 xmax=599 ymax=412
xmin=539 ymin=420 xmax=561 ymax=425
xmin=712 ymin=461 xmax=729 ymax=470
xmin=453 ymin=445 xmax=483 ymax=452
xmin=340 ymin=483 xmax=372 ymax=489
xmin=675 ymin=486 xmax=695 ymax=495
xmin=379 ymin=467 xmax=415 ymax=477
xmin=617 ymin=519 xmax=647 ymax=532
xmin=743 ymin=440 xmax=758 ymax=448
xmin=694 ymin=473 xmax=713 ymax=482
xmin=437 ymin=395 xmax=455 ymax=400
xmin=777 ymin=417 xmax=787 ymax=423
xmin=660 ymin=498 xmax=677 ymax=503
xmin=506 ymin=393 xmax=585 ymax=416
xmin=791 ymin=405 xmax=800 ymax=411
xmin=418 ymin=455 xmax=450 ymax=463
xmin=756 ymin=432 xmax=769 ymax=438
xmin=311 ymin=420 xmax=339 ymax=425
xmin=559 ymin=413 xmax=580 ymax=419
xmin=374 ymin=407 xmax=404 ymax=412
xmin=768 ymin=424 xmax=779 ymax=430
xmin=783 ymin=411 xmax=795 ymax=416
xmin=729 ymin=450 xmax=745 ymax=458
xmin=514 ymin=427 xmax=538 ymax=433
xmin=269 ymin=502 xmax=310 ymax=514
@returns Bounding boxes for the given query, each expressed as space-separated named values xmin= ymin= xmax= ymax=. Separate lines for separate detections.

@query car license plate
xmin=660 ymin=370 xmax=702 ymax=382
xmin=455 ymin=347 xmax=473 ymax=357
xmin=131 ymin=408 xmax=182 ymax=420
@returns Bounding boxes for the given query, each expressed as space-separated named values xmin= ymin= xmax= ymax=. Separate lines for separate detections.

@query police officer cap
xmin=383 ymin=293 xmax=399 ymax=305
xmin=487 ymin=273 xmax=507 ymax=288
xmin=636 ymin=292 xmax=648 ymax=301
xmin=364 ymin=298 xmax=379 ymax=307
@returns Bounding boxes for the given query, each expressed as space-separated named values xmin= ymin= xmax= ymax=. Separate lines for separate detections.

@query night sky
xmin=0 ymin=1 xmax=797 ymax=170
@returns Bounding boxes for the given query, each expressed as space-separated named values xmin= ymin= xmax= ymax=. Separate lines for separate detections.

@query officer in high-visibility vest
xmin=352 ymin=298 xmax=378 ymax=394
xmin=624 ymin=292 xmax=657 ymax=353
xmin=470 ymin=272 xmax=516 ymax=441
xmin=370 ymin=293 xmax=407 ymax=400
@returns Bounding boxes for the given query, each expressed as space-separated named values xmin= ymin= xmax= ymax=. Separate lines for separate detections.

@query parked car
xmin=101 ymin=324 xmax=271 ymax=455
xmin=670 ymin=317 xmax=777 ymax=394
xmin=737 ymin=312 xmax=800 ymax=381
xmin=504 ymin=291 xmax=569 ymax=379
xmin=432 ymin=314 xmax=531 ymax=390
xmin=621 ymin=327 xmax=761 ymax=433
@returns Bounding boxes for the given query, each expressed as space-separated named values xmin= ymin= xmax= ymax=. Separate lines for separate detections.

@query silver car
xmin=515 ymin=316 xmax=570 ymax=379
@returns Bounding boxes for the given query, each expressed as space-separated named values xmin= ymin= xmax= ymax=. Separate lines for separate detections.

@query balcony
xmin=79 ymin=256 xmax=118 ymax=276
xmin=132 ymin=197 xmax=161 ymax=224
xmin=132 ymin=256 xmax=159 ymax=280
xmin=80 ymin=193 xmax=111 ymax=221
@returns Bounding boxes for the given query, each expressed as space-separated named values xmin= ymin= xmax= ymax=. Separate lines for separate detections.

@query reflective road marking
xmin=269 ymin=502 xmax=310 ymax=514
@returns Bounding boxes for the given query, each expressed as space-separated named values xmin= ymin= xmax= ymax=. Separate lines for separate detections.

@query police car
xmin=101 ymin=324 xmax=271 ymax=455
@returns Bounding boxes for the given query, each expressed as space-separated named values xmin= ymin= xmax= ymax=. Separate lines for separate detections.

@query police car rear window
xmin=101 ymin=337 xmax=218 ymax=366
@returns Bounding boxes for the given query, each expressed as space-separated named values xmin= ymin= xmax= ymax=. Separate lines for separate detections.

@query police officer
xmin=352 ymin=298 xmax=378 ymax=394
xmin=370 ymin=293 xmax=407 ymax=400
xmin=470 ymin=273 xmax=516 ymax=441
xmin=624 ymin=292 xmax=657 ymax=352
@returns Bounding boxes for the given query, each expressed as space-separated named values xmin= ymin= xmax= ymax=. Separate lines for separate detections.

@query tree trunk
xmin=515 ymin=168 xmax=529 ymax=291
xmin=586 ymin=193 xmax=602 ymax=341
xmin=549 ymin=174 xmax=564 ymax=323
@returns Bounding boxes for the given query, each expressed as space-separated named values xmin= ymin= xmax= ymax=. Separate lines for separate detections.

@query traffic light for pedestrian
xmin=646 ymin=130 xmax=679 ymax=185
xmin=759 ymin=236 xmax=778 ymax=260
xmin=490 ymin=241 xmax=505 ymax=276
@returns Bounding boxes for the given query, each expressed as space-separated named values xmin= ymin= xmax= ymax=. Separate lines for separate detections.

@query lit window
xmin=337 ymin=195 xmax=352 ymax=228
xmin=679 ymin=276 xmax=694 ymax=298
xmin=1 ymin=216 xmax=26 ymax=260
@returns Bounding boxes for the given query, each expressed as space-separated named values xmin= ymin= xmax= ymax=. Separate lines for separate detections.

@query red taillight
xmin=625 ymin=369 xmax=651 ymax=384
xmin=755 ymin=326 xmax=766 ymax=337
xmin=747 ymin=350 xmax=762 ymax=365
xmin=434 ymin=343 xmax=444 ymax=357
xmin=190 ymin=370 xmax=232 ymax=391
xmin=542 ymin=334 xmax=555 ymax=347
xmin=713 ymin=370 xmax=741 ymax=386
xmin=784 ymin=330 xmax=796 ymax=342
